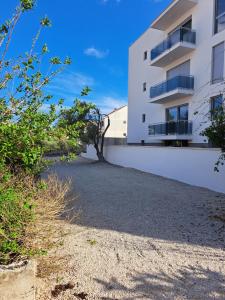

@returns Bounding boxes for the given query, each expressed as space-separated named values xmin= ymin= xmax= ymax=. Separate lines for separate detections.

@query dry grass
xmin=25 ymin=175 xmax=71 ymax=252
xmin=37 ymin=255 xmax=69 ymax=279
xmin=0 ymin=169 xmax=74 ymax=265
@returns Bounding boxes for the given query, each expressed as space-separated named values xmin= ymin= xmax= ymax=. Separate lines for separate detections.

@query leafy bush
xmin=0 ymin=1 xmax=71 ymax=174
xmin=0 ymin=169 xmax=69 ymax=265
xmin=42 ymin=135 xmax=78 ymax=156
xmin=201 ymin=103 xmax=225 ymax=172
xmin=0 ymin=1 xmax=74 ymax=267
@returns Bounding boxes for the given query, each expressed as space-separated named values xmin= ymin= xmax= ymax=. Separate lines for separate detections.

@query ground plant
xmin=0 ymin=170 xmax=69 ymax=265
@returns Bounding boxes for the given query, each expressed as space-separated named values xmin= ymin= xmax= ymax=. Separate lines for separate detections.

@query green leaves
xmin=0 ymin=0 xmax=73 ymax=174
xmin=50 ymin=57 xmax=61 ymax=65
xmin=201 ymin=102 xmax=225 ymax=172
xmin=20 ymin=0 xmax=35 ymax=11
xmin=40 ymin=16 xmax=51 ymax=27
xmin=81 ymin=86 xmax=91 ymax=97
xmin=0 ymin=22 xmax=10 ymax=34
xmin=42 ymin=43 xmax=49 ymax=54
xmin=64 ymin=57 xmax=72 ymax=65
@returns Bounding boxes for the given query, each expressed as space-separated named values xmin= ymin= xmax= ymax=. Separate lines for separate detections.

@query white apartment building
xmin=104 ymin=105 xmax=128 ymax=139
xmin=128 ymin=0 xmax=225 ymax=147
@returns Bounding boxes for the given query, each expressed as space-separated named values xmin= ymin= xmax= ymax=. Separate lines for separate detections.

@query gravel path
xmin=38 ymin=157 xmax=225 ymax=300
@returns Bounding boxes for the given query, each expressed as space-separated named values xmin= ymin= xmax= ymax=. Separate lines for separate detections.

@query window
xmin=211 ymin=95 xmax=224 ymax=117
xmin=212 ymin=42 xmax=224 ymax=84
xmin=168 ymin=18 xmax=192 ymax=45
xmin=166 ymin=104 xmax=189 ymax=122
xmin=179 ymin=104 xmax=189 ymax=121
xmin=143 ymin=82 xmax=147 ymax=92
xmin=144 ymin=51 xmax=148 ymax=60
xmin=166 ymin=107 xmax=178 ymax=122
xmin=167 ymin=60 xmax=190 ymax=79
xmin=142 ymin=114 xmax=146 ymax=123
xmin=215 ymin=0 xmax=225 ymax=34
xmin=182 ymin=18 xmax=192 ymax=30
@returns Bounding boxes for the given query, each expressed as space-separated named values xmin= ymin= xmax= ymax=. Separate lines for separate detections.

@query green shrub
xmin=0 ymin=170 xmax=69 ymax=265
xmin=0 ymin=172 xmax=34 ymax=264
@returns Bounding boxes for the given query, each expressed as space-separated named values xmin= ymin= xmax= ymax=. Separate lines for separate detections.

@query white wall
xmin=104 ymin=106 xmax=128 ymax=138
xmin=128 ymin=0 xmax=225 ymax=145
xmin=128 ymin=28 xmax=165 ymax=144
xmin=83 ymin=145 xmax=225 ymax=194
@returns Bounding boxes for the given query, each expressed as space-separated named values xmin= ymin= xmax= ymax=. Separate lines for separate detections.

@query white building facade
xmin=83 ymin=0 xmax=225 ymax=193
xmin=128 ymin=0 xmax=225 ymax=147
xmin=104 ymin=105 xmax=128 ymax=139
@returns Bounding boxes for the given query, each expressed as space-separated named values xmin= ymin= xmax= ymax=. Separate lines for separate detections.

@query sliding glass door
xmin=166 ymin=104 xmax=189 ymax=135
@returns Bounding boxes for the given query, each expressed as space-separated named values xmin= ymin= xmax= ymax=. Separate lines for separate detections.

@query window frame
xmin=142 ymin=114 xmax=146 ymax=123
xmin=211 ymin=94 xmax=224 ymax=119
xmin=144 ymin=51 xmax=148 ymax=61
xmin=166 ymin=60 xmax=191 ymax=80
xmin=211 ymin=42 xmax=225 ymax=84
xmin=143 ymin=82 xmax=147 ymax=92
xmin=214 ymin=0 xmax=225 ymax=34
xmin=166 ymin=103 xmax=189 ymax=122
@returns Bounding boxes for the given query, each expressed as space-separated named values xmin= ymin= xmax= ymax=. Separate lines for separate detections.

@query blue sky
xmin=1 ymin=0 xmax=171 ymax=112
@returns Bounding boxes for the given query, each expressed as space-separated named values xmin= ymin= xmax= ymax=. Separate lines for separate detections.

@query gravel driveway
xmin=38 ymin=157 xmax=225 ymax=300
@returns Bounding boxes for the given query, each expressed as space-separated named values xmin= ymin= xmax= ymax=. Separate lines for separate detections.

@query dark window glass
xmin=212 ymin=42 xmax=224 ymax=83
xmin=179 ymin=105 xmax=189 ymax=121
xmin=144 ymin=51 xmax=148 ymax=60
xmin=211 ymin=95 xmax=223 ymax=118
xmin=182 ymin=18 xmax=192 ymax=29
xmin=143 ymin=82 xmax=147 ymax=92
xmin=166 ymin=107 xmax=177 ymax=122
xmin=142 ymin=114 xmax=146 ymax=123
xmin=166 ymin=105 xmax=189 ymax=122
xmin=215 ymin=0 xmax=225 ymax=34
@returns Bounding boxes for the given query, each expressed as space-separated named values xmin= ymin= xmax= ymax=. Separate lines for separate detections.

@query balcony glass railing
xmin=150 ymin=75 xmax=194 ymax=99
xmin=151 ymin=27 xmax=196 ymax=61
xmin=148 ymin=121 xmax=192 ymax=136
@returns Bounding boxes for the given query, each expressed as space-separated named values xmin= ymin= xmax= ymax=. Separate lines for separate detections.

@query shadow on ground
xmin=49 ymin=158 xmax=225 ymax=249
xmin=95 ymin=266 xmax=225 ymax=300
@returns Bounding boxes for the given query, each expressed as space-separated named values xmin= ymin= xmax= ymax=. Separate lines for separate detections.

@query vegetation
xmin=58 ymin=97 xmax=110 ymax=161
xmin=0 ymin=0 xmax=110 ymax=266
xmin=0 ymin=0 xmax=73 ymax=265
xmin=201 ymin=97 xmax=225 ymax=172
xmin=0 ymin=170 xmax=69 ymax=265
xmin=0 ymin=2 xmax=72 ymax=174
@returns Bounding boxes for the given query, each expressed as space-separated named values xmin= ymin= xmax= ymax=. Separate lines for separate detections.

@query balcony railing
xmin=148 ymin=121 xmax=192 ymax=136
xmin=151 ymin=27 xmax=196 ymax=61
xmin=150 ymin=75 xmax=194 ymax=99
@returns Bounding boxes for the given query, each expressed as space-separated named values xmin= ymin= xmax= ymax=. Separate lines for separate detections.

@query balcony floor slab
xmin=149 ymin=88 xmax=194 ymax=104
xmin=151 ymin=42 xmax=196 ymax=68
xmin=148 ymin=135 xmax=193 ymax=141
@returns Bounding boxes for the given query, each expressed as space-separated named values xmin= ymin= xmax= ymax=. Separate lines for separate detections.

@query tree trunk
xmin=97 ymin=151 xmax=105 ymax=162
xmin=94 ymin=143 xmax=105 ymax=162
xmin=93 ymin=113 xmax=110 ymax=162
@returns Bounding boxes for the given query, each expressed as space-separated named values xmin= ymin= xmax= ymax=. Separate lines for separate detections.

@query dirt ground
xmin=37 ymin=157 xmax=225 ymax=300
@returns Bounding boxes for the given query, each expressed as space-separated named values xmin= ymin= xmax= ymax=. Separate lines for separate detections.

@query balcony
xmin=151 ymin=0 xmax=198 ymax=31
xmin=151 ymin=27 xmax=196 ymax=67
xmin=148 ymin=121 xmax=192 ymax=140
xmin=150 ymin=75 xmax=194 ymax=104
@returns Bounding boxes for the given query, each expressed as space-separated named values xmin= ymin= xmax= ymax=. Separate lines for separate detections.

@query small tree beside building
xmin=58 ymin=94 xmax=110 ymax=162
xmin=201 ymin=95 xmax=225 ymax=171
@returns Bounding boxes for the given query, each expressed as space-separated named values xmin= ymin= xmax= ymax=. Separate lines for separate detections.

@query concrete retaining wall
xmin=0 ymin=260 xmax=36 ymax=300
xmin=82 ymin=145 xmax=225 ymax=194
